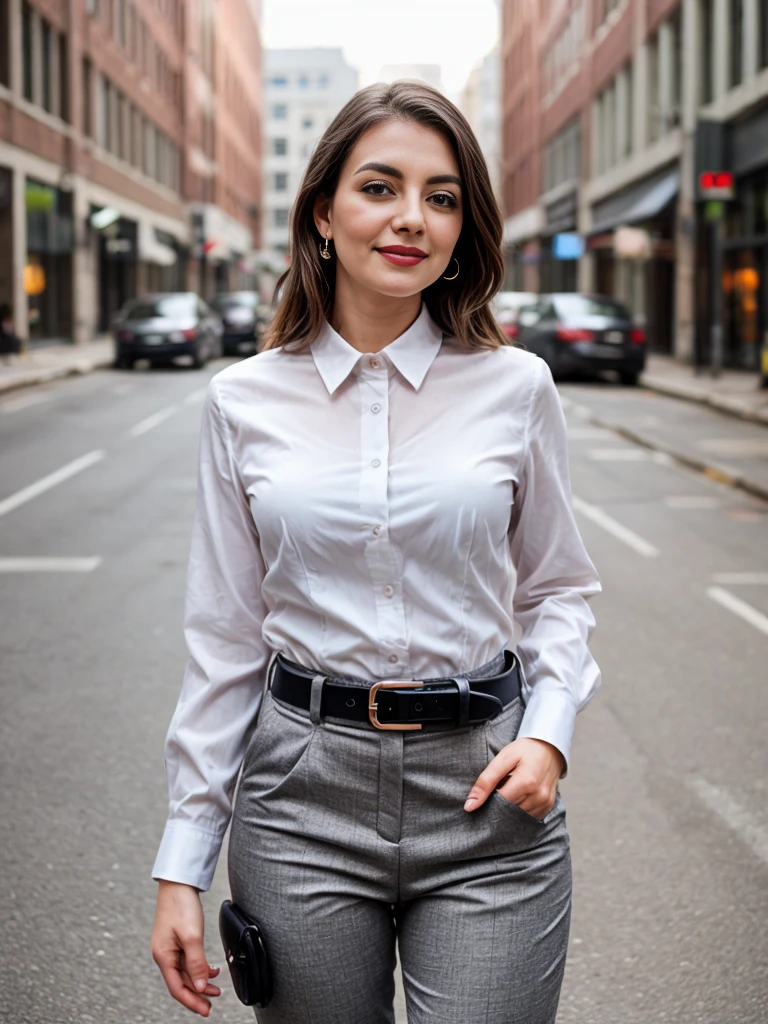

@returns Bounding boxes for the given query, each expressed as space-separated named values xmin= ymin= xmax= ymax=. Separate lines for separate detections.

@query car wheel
xmin=114 ymin=355 xmax=134 ymax=369
xmin=620 ymin=370 xmax=640 ymax=386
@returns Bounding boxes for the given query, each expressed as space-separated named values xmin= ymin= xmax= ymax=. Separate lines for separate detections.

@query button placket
xmin=357 ymin=370 xmax=409 ymax=676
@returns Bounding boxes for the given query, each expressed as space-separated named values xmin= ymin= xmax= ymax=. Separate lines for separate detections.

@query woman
xmin=151 ymin=82 xmax=601 ymax=1024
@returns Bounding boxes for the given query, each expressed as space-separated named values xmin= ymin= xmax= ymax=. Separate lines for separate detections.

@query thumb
xmin=464 ymin=743 xmax=523 ymax=811
xmin=180 ymin=935 xmax=211 ymax=993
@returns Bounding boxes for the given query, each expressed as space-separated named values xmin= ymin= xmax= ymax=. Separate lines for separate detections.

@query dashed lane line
xmin=572 ymin=496 xmax=659 ymax=558
xmin=0 ymin=557 xmax=102 ymax=573
xmin=0 ymin=450 xmax=106 ymax=518
xmin=706 ymin=586 xmax=768 ymax=638
xmin=183 ymin=388 xmax=208 ymax=405
xmin=687 ymin=777 xmax=768 ymax=867
xmin=0 ymin=391 xmax=54 ymax=414
xmin=128 ymin=405 xmax=179 ymax=437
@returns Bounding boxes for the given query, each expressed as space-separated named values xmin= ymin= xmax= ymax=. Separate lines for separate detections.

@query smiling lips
xmin=376 ymin=245 xmax=428 ymax=266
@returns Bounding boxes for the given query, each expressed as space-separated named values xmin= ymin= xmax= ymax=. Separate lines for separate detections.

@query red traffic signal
xmin=699 ymin=171 xmax=735 ymax=197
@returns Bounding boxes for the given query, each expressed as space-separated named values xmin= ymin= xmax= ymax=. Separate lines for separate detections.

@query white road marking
xmin=651 ymin=451 xmax=676 ymax=467
xmin=665 ymin=495 xmax=721 ymax=509
xmin=183 ymin=388 xmax=208 ymax=405
xmin=0 ymin=449 xmax=106 ymax=518
xmin=706 ymin=586 xmax=768 ymax=637
xmin=697 ymin=438 xmax=768 ymax=456
xmin=687 ymin=777 xmax=768 ymax=867
xmin=588 ymin=448 xmax=649 ymax=461
xmin=128 ymin=405 xmax=178 ymax=437
xmin=567 ymin=427 xmax=610 ymax=441
xmin=0 ymin=557 xmax=102 ymax=573
xmin=572 ymin=496 xmax=659 ymax=558
xmin=711 ymin=572 xmax=768 ymax=585
xmin=0 ymin=391 xmax=54 ymax=414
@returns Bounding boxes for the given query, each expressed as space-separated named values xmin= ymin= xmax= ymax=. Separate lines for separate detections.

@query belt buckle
xmin=368 ymin=680 xmax=425 ymax=730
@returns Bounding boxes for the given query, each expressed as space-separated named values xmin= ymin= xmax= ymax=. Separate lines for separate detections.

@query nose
xmin=390 ymin=188 xmax=425 ymax=236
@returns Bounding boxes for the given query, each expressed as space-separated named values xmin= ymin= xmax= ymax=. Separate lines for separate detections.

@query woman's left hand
xmin=463 ymin=738 xmax=565 ymax=821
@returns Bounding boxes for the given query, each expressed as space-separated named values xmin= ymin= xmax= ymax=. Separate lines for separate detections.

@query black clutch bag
xmin=218 ymin=899 xmax=273 ymax=1007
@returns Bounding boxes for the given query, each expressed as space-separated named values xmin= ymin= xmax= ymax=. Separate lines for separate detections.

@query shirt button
xmin=388 ymin=654 xmax=398 ymax=664
xmin=371 ymin=403 xmax=381 ymax=413
xmin=369 ymin=357 xmax=382 ymax=369
xmin=383 ymin=584 xmax=395 ymax=598
xmin=372 ymin=526 xmax=381 ymax=536
xmin=371 ymin=458 xmax=381 ymax=468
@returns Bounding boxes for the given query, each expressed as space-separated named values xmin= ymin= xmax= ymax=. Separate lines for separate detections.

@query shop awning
xmin=590 ymin=168 xmax=679 ymax=235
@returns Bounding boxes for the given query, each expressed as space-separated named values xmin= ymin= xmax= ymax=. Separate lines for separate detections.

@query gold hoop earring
xmin=320 ymin=235 xmax=332 ymax=260
xmin=443 ymin=257 xmax=459 ymax=281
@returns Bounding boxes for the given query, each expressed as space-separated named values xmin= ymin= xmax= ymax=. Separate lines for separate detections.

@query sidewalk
xmin=640 ymin=354 xmax=768 ymax=425
xmin=0 ymin=337 xmax=114 ymax=394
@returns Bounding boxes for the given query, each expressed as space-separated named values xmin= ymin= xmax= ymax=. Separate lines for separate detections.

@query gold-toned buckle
xmin=368 ymin=680 xmax=424 ymax=730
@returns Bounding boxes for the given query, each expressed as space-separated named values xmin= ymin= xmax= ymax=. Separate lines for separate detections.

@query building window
xmin=273 ymin=137 xmax=287 ymax=155
xmin=318 ymin=73 xmax=329 ymax=88
xmin=82 ymin=58 xmax=92 ymax=136
xmin=647 ymin=32 xmax=660 ymax=143
xmin=22 ymin=1 xmax=33 ymax=101
xmin=298 ymin=74 xmax=309 ymax=88
xmin=302 ymin=116 xmax=313 ymax=129
xmin=269 ymin=75 xmax=288 ymax=87
xmin=700 ymin=0 xmax=714 ymax=102
xmin=275 ymin=208 xmax=290 ymax=226
xmin=271 ymin=103 xmax=287 ymax=120
xmin=117 ymin=0 xmax=126 ymax=47
xmin=274 ymin=172 xmax=288 ymax=191
xmin=41 ymin=20 xmax=53 ymax=112
xmin=730 ymin=0 xmax=744 ymax=88
xmin=761 ymin=0 xmax=768 ymax=68
xmin=670 ymin=8 xmax=682 ymax=117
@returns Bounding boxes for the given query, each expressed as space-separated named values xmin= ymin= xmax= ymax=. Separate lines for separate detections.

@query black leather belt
xmin=270 ymin=650 xmax=522 ymax=730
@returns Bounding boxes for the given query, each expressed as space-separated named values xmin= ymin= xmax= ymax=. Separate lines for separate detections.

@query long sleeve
xmin=510 ymin=359 xmax=602 ymax=772
xmin=152 ymin=379 xmax=271 ymax=891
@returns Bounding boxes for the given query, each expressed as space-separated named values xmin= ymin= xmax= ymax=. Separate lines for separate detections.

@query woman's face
xmin=315 ymin=119 xmax=464 ymax=300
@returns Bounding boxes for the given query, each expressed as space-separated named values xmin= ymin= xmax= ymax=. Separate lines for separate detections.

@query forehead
xmin=343 ymin=119 xmax=460 ymax=179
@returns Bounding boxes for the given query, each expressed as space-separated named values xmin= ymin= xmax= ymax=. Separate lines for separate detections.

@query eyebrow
xmin=353 ymin=162 xmax=462 ymax=187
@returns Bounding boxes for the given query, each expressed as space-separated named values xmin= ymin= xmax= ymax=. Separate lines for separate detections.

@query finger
xmin=157 ymin=961 xmax=213 ymax=1016
xmin=464 ymin=745 xmax=524 ymax=810
xmin=178 ymin=934 xmax=213 ymax=995
xmin=182 ymin=968 xmax=222 ymax=997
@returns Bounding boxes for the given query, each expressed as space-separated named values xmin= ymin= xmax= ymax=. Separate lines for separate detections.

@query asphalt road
xmin=1 ymin=360 xmax=766 ymax=1024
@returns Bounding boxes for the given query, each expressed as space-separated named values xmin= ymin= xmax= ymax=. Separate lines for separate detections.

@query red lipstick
xmin=376 ymin=245 xmax=428 ymax=267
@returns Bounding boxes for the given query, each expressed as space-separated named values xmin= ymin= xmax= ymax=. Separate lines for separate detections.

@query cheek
xmin=427 ymin=211 xmax=463 ymax=254
xmin=334 ymin=196 xmax=387 ymax=248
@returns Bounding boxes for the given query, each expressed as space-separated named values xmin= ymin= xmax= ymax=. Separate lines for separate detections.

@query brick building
xmin=0 ymin=0 xmax=262 ymax=347
xmin=501 ymin=0 xmax=768 ymax=375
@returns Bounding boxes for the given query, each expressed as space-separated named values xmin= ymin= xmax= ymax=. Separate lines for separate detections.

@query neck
xmin=331 ymin=269 xmax=422 ymax=354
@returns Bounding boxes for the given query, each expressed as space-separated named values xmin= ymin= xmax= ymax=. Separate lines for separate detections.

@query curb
xmin=639 ymin=374 xmax=768 ymax=427
xmin=0 ymin=354 xmax=114 ymax=395
xmin=579 ymin=408 xmax=768 ymax=505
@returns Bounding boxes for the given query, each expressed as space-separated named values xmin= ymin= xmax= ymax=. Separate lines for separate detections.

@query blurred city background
xmin=1 ymin=3 xmax=768 ymax=1023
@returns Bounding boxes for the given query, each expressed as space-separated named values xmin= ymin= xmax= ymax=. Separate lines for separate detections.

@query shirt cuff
xmin=517 ymin=688 xmax=578 ymax=777
xmin=151 ymin=819 xmax=226 ymax=892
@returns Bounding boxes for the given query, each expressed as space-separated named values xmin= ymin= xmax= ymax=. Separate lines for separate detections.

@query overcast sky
xmin=261 ymin=0 xmax=500 ymax=98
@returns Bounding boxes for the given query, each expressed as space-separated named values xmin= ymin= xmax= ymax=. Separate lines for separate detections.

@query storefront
xmin=588 ymin=167 xmax=678 ymax=354
xmin=25 ymin=178 xmax=74 ymax=343
xmin=540 ymin=190 xmax=579 ymax=292
xmin=90 ymin=208 xmax=138 ymax=333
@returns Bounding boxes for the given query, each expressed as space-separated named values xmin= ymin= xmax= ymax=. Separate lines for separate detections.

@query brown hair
xmin=262 ymin=80 xmax=508 ymax=352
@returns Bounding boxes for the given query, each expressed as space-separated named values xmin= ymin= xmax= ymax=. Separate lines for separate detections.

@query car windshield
xmin=211 ymin=293 xmax=259 ymax=311
xmin=125 ymin=295 xmax=196 ymax=318
xmin=554 ymin=295 xmax=629 ymax=320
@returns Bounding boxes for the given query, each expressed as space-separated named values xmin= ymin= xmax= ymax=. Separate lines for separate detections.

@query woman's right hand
xmin=151 ymin=880 xmax=222 ymax=1017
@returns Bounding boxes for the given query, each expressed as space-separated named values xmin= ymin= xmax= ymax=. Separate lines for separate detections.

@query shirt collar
xmin=310 ymin=304 xmax=443 ymax=395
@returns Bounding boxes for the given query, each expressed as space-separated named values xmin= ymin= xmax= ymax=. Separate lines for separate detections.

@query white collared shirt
xmin=152 ymin=305 xmax=601 ymax=891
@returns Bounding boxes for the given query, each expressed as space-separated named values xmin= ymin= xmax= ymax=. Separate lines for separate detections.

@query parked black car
xmin=515 ymin=293 xmax=647 ymax=386
xmin=210 ymin=291 xmax=266 ymax=356
xmin=113 ymin=293 xmax=223 ymax=369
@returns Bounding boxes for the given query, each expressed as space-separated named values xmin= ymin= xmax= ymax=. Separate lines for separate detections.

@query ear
xmin=313 ymin=194 xmax=333 ymax=240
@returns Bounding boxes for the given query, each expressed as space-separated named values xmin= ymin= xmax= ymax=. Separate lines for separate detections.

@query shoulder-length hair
xmin=262 ymin=80 xmax=509 ymax=352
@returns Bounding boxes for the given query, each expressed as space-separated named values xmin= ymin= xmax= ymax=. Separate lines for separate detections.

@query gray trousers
xmin=228 ymin=651 xmax=571 ymax=1024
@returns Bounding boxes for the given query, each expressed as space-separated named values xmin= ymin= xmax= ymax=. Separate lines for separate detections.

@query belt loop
xmin=310 ymin=674 xmax=325 ymax=725
xmin=453 ymin=677 xmax=470 ymax=727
